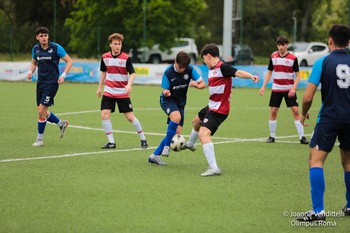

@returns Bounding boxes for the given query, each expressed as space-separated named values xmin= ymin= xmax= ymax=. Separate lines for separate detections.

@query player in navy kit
xmin=297 ymin=24 xmax=350 ymax=222
xmin=148 ymin=51 xmax=206 ymax=165
xmin=27 ymin=27 xmax=73 ymax=146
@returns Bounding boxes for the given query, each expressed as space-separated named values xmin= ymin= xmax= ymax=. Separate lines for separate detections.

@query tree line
xmin=0 ymin=0 xmax=348 ymax=60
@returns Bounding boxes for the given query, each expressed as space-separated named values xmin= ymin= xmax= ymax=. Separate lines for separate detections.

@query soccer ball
xmin=170 ymin=134 xmax=186 ymax=152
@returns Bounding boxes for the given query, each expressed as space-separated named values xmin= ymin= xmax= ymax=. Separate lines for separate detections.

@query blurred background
xmin=0 ymin=0 xmax=349 ymax=63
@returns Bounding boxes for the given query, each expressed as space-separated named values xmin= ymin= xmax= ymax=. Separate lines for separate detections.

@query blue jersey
xmin=32 ymin=42 xmax=67 ymax=84
xmin=308 ymin=50 xmax=350 ymax=123
xmin=160 ymin=64 xmax=202 ymax=105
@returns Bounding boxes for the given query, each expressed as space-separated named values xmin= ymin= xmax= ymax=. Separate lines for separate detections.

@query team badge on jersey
xmin=183 ymin=74 xmax=189 ymax=80
xmin=203 ymin=118 xmax=208 ymax=123
xmin=48 ymin=48 xmax=53 ymax=53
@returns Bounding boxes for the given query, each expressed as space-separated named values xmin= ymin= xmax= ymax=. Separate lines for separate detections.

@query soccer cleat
xmin=201 ymin=167 xmax=221 ymax=177
xmin=266 ymin=136 xmax=275 ymax=143
xmin=161 ymin=146 xmax=170 ymax=157
xmin=342 ymin=205 xmax=350 ymax=216
xmin=101 ymin=142 xmax=116 ymax=149
xmin=300 ymin=136 xmax=309 ymax=145
xmin=296 ymin=211 xmax=326 ymax=222
xmin=148 ymin=154 xmax=167 ymax=165
xmin=32 ymin=139 xmax=44 ymax=147
xmin=181 ymin=143 xmax=196 ymax=152
xmin=141 ymin=140 xmax=148 ymax=149
xmin=59 ymin=120 xmax=69 ymax=138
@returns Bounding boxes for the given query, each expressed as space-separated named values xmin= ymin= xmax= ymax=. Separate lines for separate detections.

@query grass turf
xmin=0 ymin=81 xmax=347 ymax=233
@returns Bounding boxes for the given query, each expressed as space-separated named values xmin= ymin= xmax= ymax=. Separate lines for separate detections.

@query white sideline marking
xmin=55 ymin=106 xmax=317 ymax=116
xmin=55 ymin=107 xmax=202 ymax=116
xmin=0 ymin=146 xmax=157 ymax=163
xmin=0 ymin=135 xmax=310 ymax=163
xmin=1 ymin=106 xmax=312 ymax=163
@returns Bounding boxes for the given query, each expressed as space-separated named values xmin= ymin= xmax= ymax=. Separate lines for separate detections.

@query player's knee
xmin=192 ymin=117 xmax=201 ymax=128
xmin=170 ymin=112 xmax=181 ymax=124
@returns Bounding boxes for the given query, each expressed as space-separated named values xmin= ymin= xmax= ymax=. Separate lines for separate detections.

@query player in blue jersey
xmin=26 ymin=27 xmax=73 ymax=146
xmin=148 ymin=51 xmax=206 ymax=165
xmin=297 ymin=24 xmax=350 ymax=222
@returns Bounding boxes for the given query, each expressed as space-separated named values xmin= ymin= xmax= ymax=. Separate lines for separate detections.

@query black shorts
xmin=310 ymin=122 xmax=350 ymax=152
xmin=36 ymin=83 xmax=59 ymax=106
xmin=198 ymin=106 xmax=228 ymax=135
xmin=101 ymin=95 xmax=133 ymax=113
xmin=269 ymin=91 xmax=299 ymax=108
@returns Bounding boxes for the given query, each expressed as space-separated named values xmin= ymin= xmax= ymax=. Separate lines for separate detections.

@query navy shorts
xmin=36 ymin=83 xmax=59 ymax=106
xmin=310 ymin=122 xmax=350 ymax=152
xmin=198 ymin=106 xmax=228 ymax=135
xmin=101 ymin=96 xmax=133 ymax=113
xmin=160 ymin=98 xmax=185 ymax=126
xmin=269 ymin=91 xmax=299 ymax=108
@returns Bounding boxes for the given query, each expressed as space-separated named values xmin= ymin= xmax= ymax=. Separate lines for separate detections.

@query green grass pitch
xmin=0 ymin=81 xmax=347 ymax=233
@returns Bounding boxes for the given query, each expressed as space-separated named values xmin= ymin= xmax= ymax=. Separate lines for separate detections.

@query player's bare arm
xmin=97 ymin=71 xmax=106 ymax=97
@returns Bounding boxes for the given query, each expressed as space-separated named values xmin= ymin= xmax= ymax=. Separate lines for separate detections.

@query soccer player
xmin=297 ymin=24 xmax=350 ymax=222
xmin=26 ymin=27 xmax=72 ymax=146
xmin=259 ymin=35 xmax=309 ymax=144
xmin=96 ymin=33 xmax=148 ymax=149
xmin=182 ymin=43 xmax=259 ymax=176
xmin=148 ymin=51 xmax=206 ymax=165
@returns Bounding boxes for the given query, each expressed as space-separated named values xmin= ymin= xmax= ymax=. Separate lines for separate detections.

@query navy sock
xmin=38 ymin=118 xmax=47 ymax=134
xmin=310 ymin=167 xmax=325 ymax=213
xmin=153 ymin=138 xmax=166 ymax=156
xmin=47 ymin=112 xmax=60 ymax=124
xmin=345 ymin=171 xmax=350 ymax=208
xmin=164 ymin=121 xmax=178 ymax=147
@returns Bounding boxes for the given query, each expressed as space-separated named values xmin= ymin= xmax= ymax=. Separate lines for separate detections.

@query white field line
xmin=0 ymin=135 xmax=311 ymax=163
xmin=64 ymin=124 xmax=311 ymax=141
xmin=1 ymin=106 xmax=312 ymax=163
xmin=55 ymin=107 xmax=320 ymax=116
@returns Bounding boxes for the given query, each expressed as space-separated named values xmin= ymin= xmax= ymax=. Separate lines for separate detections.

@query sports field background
xmin=0 ymin=81 xmax=347 ymax=233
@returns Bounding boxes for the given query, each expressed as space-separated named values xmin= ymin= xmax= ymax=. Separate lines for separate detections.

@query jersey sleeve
xmin=100 ymin=57 xmax=106 ymax=72
xmin=293 ymin=58 xmax=299 ymax=72
xmin=56 ymin=44 xmax=67 ymax=58
xmin=308 ymin=56 xmax=325 ymax=86
xmin=190 ymin=65 xmax=202 ymax=82
xmin=267 ymin=58 xmax=273 ymax=71
xmin=161 ymin=73 xmax=170 ymax=89
xmin=220 ymin=63 xmax=238 ymax=77
xmin=31 ymin=47 xmax=36 ymax=60
xmin=126 ymin=58 xmax=135 ymax=74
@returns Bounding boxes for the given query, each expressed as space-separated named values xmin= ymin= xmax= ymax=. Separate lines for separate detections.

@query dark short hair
xmin=328 ymin=24 xmax=350 ymax=47
xmin=175 ymin=51 xmax=190 ymax=67
xmin=277 ymin=35 xmax=288 ymax=45
xmin=35 ymin=27 xmax=49 ymax=35
xmin=200 ymin=43 xmax=219 ymax=58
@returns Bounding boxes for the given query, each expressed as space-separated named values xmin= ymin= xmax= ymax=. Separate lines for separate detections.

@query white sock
xmin=102 ymin=119 xmax=114 ymax=143
xmin=294 ymin=120 xmax=304 ymax=139
xmin=132 ymin=117 xmax=146 ymax=140
xmin=269 ymin=120 xmax=277 ymax=138
xmin=187 ymin=128 xmax=199 ymax=147
xmin=37 ymin=134 xmax=44 ymax=140
xmin=202 ymin=142 xmax=218 ymax=170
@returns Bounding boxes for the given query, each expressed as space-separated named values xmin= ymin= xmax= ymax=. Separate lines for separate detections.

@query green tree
xmin=65 ymin=0 xmax=205 ymax=58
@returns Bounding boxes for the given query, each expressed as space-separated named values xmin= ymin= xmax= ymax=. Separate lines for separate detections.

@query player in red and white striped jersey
xmin=259 ymin=35 xmax=309 ymax=145
xmin=183 ymin=43 xmax=259 ymax=176
xmin=96 ymin=33 xmax=148 ymax=149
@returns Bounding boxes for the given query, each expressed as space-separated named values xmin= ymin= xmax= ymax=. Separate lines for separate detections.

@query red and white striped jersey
xmin=269 ymin=52 xmax=298 ymax=92
xmin=208 ymin=61 xmax=235 ymax=115
xmin=101 ymin=52 xmax=131 ymax=98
